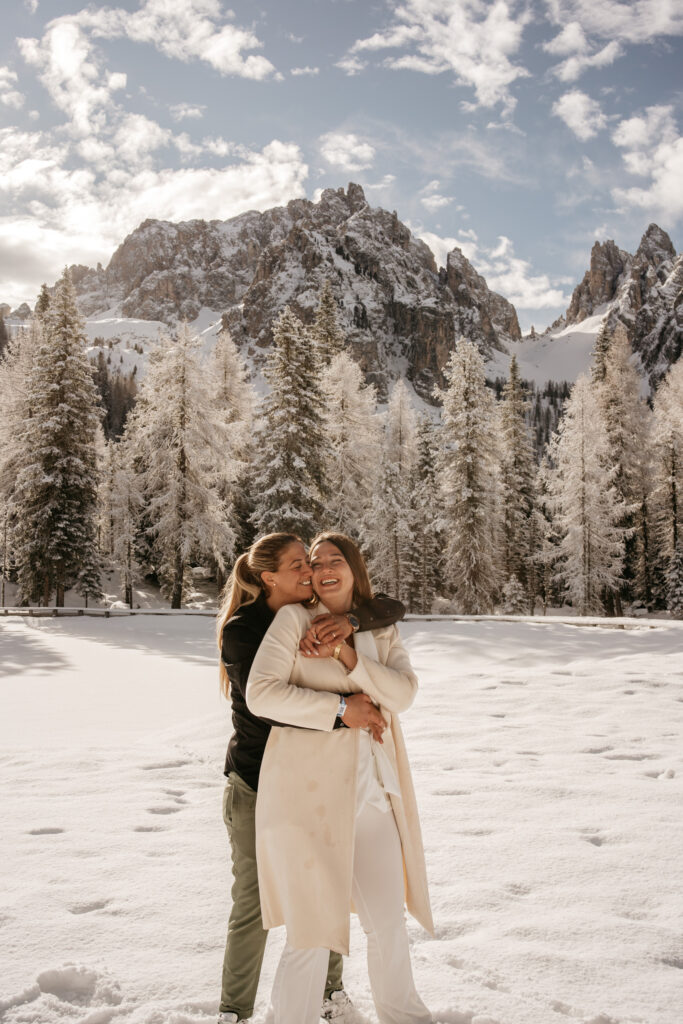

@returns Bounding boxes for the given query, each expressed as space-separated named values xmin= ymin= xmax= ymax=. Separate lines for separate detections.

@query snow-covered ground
xmin=488 ymin=311 xmax=606 ymax=386
xmin=2 ymin=615 xmax=682 ymax=1024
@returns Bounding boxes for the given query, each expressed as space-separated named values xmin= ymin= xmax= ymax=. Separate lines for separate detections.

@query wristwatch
xmin=346 ymin=613 xmax=360 ymax=633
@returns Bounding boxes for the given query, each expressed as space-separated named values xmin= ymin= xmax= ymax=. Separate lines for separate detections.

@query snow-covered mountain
xmin=508 ymin=224 xmax=682 ymax=388
xmin=3 ymin=197 xmax=680 ymax=398
xmin=16 ymin=184 xmax=521 ymax=401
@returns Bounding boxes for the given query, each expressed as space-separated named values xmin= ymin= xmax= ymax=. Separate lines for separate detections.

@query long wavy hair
xmin=216 ymin=532 xmax=302 ymax=698
xmin=309 ymin=531 xmax=375 ymax=607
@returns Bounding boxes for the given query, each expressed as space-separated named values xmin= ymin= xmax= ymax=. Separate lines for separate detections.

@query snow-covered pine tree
xmin=501 ymin=574 xmax=527 ymax=614
xmin=499 ymin=354 xmax=537 ymax=608
xmin=211 ymin=327 xmax=255 ymax=563
xmin=436 ymin=338 xmax=500 ymax=614
xmin=250 ymin=307 xmax=327 ymax=540
xmin=591 ymin=319 xmax=611 ymax=384
xmin=597 ymin=325 xmax=653 ymax=610
xmin=666 ymin=544 xmax=683 ymax=617
xmin=0 ymin=325 xmax=41 ymax=603
xmin=409 ymin=414 xmax=443 ymax=613
xmin=312 ymin=278 xmax=345 ymax=363
xmin=651 ymin=359 xmax=683 ymax=605
xmin=11 ymin=271 xmax=103 ymax=606
xmin=365 ymin=379 xmax=417 ymax=604
xmin=34 ymin=283 xmax=51 ymax=323
xmin=110 ymin=439 xmax=143 ymax=608
xmin=546 ymin=374 xmax=628 ymax=615
xmin=125 ymin=324 xmax=235 ymax=608
xmin=320 ymin=350 xmax=380 ymax=539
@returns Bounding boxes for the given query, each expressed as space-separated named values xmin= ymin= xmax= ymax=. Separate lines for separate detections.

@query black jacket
xmin=221 ymin=593 xmax=405 ymax=791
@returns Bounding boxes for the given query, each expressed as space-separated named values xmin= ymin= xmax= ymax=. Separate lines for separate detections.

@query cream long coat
xmin=246 ymin=601 xmax=434 ymax=955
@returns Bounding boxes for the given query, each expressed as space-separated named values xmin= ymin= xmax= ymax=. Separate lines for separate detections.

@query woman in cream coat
xmin=246 ymin=532 xmax=433 ymax=1024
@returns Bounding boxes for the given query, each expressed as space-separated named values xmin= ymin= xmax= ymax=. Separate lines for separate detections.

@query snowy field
xmin=1 ymin=615 xmax=682 ymax=1024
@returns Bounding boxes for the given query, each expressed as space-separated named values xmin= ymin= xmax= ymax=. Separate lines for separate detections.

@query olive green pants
xmin=220 ymin=772 xmax=344 ymax=1018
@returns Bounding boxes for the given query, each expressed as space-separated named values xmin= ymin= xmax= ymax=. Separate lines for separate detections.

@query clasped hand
xmin=298 ymin=614 xmax=385 ymax=743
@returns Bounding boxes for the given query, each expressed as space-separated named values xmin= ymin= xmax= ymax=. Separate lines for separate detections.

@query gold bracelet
xmin=333 ymin=641 xmax=344 ymax=660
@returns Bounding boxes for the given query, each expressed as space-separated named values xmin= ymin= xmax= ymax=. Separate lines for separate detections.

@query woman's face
xmin=263 ymin=541 xmax=312 ymax=607
xmin=309 ymin=541 xmax=355 ymax=611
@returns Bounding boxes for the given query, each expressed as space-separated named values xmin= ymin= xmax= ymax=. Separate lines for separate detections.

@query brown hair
xmin=308 ymin=531 xmax=375 ymax=606
xmin=216 ymin=532 xmax=302 ymax=698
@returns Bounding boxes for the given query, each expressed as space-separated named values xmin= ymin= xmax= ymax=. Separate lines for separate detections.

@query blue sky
xmin=1 ymin=0 xmax=682 ymax=330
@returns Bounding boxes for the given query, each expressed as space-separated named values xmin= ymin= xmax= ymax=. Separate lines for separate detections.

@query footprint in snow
xmin=35 ymin=964 xmax=122 ymax=1006
xmin=133 ymin=824 xmax=167 ymax=832
xmin=140 ymin=759 xmax=191 ymax=771
xmin=147 ymin=805 xmax=181 ymax=814
xmin=643 ymin=767 xmax=676 ymax=779
xmin=68 ymin=900 xmax=109 ymax=915
xmin=28 ymin=827 xmax=65 ymax=835
xmin=581 ymin=832 xmax=606 ymax=847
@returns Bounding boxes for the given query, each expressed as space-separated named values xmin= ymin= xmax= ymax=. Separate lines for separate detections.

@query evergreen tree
xmin=501 ymin=574 xmax=527 ymax=614
xmin=499 ymin=355 xmax=537 ymax=606
xmin=110 ymin=439 xmax=143 ymax=607
xmin=591 ymin=320 xmax=611 ymax=384
xmin=210 ymin=327 xmax=255 ymax=568
xmin=312 ymin=278 xmax=345 ymax=362
xmin=126 ymin=325 xmax=235 ymax=608
xmin=0 ymin=313 xmax=8 ymax=360
xmin=597 ymin=325 xmax=653 ymax=609
xmin=250 ymin=307 xmax=327 ymax=540
xmin=651 ymin=359 xmax=683 ymax=603
xmin=546 ymin=375 xmax=627 ymax=615
xmin=0 ymin=325 xmax=41 ymax=602
xmin=436 ymin=338 xmax=500 ymax=614
xmin=321 ymin=350 xmax=380 ymax=539
xmin=11 ymin=270 xmax=102 ymax=605
xmin=666 ymin=544 xmax=683 ymax=618
xmin=365 ymin=379 xmax=417 ymax=604
xmin=409 ymin=414 xmax=443 ymax=613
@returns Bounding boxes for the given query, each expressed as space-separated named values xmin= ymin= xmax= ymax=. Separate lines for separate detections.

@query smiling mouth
xmin=320 ymin=578 xmax=339 ymax=586
xmin=300 ymin=579 xmax=312 ymax=586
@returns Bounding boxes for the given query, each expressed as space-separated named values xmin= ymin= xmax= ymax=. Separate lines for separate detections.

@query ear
xmin=261 ymin=571 xmax=276 ymax=593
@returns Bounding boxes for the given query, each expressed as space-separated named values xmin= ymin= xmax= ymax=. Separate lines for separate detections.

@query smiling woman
xmin=214 ymin=532 xmax=405 ymax=1023
xmin=246 ymin=531 xmax=433 ymax=1024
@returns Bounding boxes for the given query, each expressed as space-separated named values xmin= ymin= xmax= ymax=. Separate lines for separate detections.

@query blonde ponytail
xmin=216 ymin=533 xmax=302 ymax=699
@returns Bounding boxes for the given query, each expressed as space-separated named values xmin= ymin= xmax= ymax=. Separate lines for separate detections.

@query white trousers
xmin=269 ymin=798 xmax=431 ymax=1024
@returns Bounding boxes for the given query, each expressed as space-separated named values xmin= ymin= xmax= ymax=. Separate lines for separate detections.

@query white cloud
xmin=543 ymin=0 xmax=683 ymax=45
xmin=417 ymin=227 xmax=570 ymax=309
xmin=552 ymin=90 xmax=607 ymax=140
xmin=611 ymin=106 xmax=683 ymax=222
xmin=346 ymin=0 xmax=531 ymax=113
xmin=291 ymin=66 xmax=319 ymax=76
xmin=364 ymin=174 xmax=397 ymax=190
xmin=319 ymin=132 xmax=375 ymax=172
xmin=335 ymin=55 xmax=366 ymax=76
xmin=553 ymin=40 xmax=623 ymax=81
xmin=419 ymin=179 xmax=452 ymax=211
xmin=23 ymin=0 xmax=39 ymax=12
xmin=0 ymin=132 xmax=308 ymax=304
xmin=170 ymin=102 xmax=206 ymax=122
xmin=18 ymin=21 xmax=122 ymax=137
xmin=0 ymin=67 xmax=24 ymax=109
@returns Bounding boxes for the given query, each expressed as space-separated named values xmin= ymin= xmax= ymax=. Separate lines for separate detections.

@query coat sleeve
xmin=353 ymin=593 xmax=405 ymax=631
xmin=246 ymin=604 xmax=341 ymax=731
xmin=346 ymin=625 xmax=418 ymax=713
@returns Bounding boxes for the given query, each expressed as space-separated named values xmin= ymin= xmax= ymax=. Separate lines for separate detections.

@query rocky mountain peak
xmin=565 ymin=223 xmax=681 ymax=385
xmin=635 ymin=223 xmax=676 ymax=268
xmin=566 ymin=238 xmax=630 ymax=325
xmin=35 ymin=183 xmax=521 ymax=401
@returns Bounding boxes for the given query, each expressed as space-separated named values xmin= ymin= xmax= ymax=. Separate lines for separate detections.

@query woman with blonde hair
xmin=216 ymin=531 xmax=405 ymax=1024
xmin=246 ymin=531 xmax=433 ymax=1024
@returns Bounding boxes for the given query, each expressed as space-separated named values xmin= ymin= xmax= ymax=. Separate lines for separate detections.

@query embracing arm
xmin=345 ymin=626 xmax=418 ymax=714
xmin=354 ymin=593 xmax=405 ymax=631
xmin=246 ymin=605 xmax=340 ymax=731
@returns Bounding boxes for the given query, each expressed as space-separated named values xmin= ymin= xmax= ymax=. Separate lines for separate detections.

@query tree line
xmin=1 ymin=270 xmax=682 ymax=616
